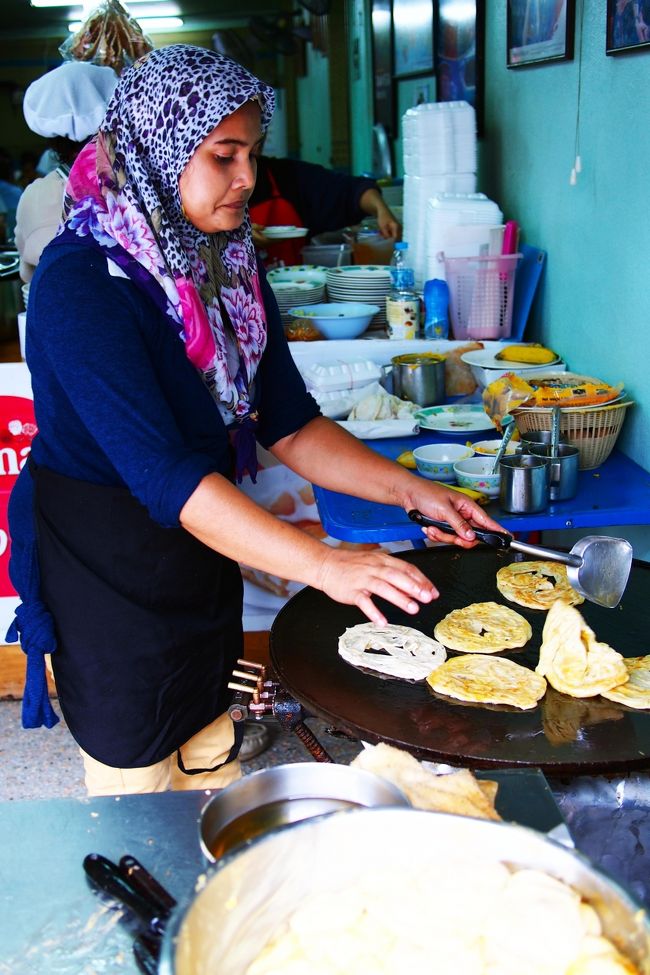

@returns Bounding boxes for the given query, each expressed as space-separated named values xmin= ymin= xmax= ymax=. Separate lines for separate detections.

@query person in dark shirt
xmin=249 ymin=154 xmax=401 ymax=265
xmin=8 ymin=45 xmax=501 ymax=796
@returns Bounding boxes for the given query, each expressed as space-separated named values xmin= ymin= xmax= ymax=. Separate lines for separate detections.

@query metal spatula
xmin=407 ymin=510 xmax=633 ymax=608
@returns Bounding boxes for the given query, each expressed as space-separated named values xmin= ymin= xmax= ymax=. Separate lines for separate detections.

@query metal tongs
xmin=408 ymin=510 xmax=633 ymax=609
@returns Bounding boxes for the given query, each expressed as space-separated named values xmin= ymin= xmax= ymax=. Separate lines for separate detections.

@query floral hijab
xmin=59 ymin=44 xmax=275 ymax=426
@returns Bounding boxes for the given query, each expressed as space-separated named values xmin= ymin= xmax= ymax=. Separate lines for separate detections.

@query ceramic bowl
xmin=471 ymin=438 xmax=519 ymax=457
xmin=453 ymin=455 xmax=501 ymax=497
xmin=412 ymin=443 xmax=474 ymax=482
xmin=286 ymin=303 xmax=380 ymax=339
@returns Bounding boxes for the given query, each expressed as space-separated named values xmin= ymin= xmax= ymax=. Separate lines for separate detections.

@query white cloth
xmin=23 ymin=61 xmax=118 ymax=141
xmin=14 ymin=170 xmax=66 ymax=282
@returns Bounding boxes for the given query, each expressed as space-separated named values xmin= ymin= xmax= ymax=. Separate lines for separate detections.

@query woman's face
xmin=179 ymin=100 xmax=263 ymax=233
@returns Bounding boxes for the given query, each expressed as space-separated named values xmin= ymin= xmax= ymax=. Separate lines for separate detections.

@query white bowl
xmin=286 ymin=303 xmax=380 ymax=340
xmin=413 ymin=443 xmax=474 ymax=482
xmin=471 ymin=438 xmax=519 ymax=457
xmin=267 ymin=266 xmax=328 ymax=286
xmin=453 ymin=456 xmax=501 ymax=497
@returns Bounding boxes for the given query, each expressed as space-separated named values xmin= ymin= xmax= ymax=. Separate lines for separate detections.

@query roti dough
xmin=601 ymin=655 xmax=650 ymax=709
xmin=338 ymin=622 xmax=447 ymax=681
xmin=496 ymin=561 xmax=584 ymax=610
xmin=427 ymin=654 xmax=547 ymax=710
xmin=536 ymin=602 xmax=628 ymax=698
xmin=434 ymin=602 xmax=532 ymax=653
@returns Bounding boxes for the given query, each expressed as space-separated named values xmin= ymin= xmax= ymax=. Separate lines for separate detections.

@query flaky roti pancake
xmin=426 ymin=654 xmax=547 ymax=710
xmin=601 ymin=655 xmax=650 ymax=709
xmin=434 ymin=601 xmax=532 ymax=653
xmin=352 ymin=742 xmax=500 ymax=820
xmin=536 ymin=602 xmax=628 ymax=698
xmin=338 ymin=623 xmax=446 ymax=681
xmin=496 ymin=561 xmax=584 ymax=610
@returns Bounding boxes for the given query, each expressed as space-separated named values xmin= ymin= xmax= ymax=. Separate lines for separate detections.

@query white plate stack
xmin=401 ymin=101 xmax=479 ymax=288
xmin=267 ymin=266 xmax=328 ymax=323
xmin=424 ymin=193 xmax=504 ymax=284
xmin=325 ymin=265 xmax=393 ymax=329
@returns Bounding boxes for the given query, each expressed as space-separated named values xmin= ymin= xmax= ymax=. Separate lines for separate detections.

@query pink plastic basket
xmin=442 ymin=253 xmax=522 ymax=340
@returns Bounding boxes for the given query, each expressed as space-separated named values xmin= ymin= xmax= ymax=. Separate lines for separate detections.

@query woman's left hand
xmin=404 ymin=481 xmax=504 ymax=548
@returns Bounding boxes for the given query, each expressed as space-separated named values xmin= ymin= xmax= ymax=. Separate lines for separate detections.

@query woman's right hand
xmin=315 ymin=545 xmax=438 ymax=625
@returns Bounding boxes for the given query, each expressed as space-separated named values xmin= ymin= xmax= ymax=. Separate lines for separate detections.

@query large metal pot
xmin=158 ymin=808 xmax=650 ymax=974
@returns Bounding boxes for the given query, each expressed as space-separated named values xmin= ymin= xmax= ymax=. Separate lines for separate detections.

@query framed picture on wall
xmin=392 ymin=0 xmax=434 ymax=77
xmin=436 ymin=0 xmax=485 ymax=132
xmin=371 ymin=0 xmax=394 ymax=133
xmin=606 ymin=0 xmax=650 ymax=55
xmin=507 ymin=0 xmax=575 ymax=67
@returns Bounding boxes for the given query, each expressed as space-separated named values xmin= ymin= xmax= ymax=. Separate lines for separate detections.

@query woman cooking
xmin=8 ymin=44 xmax=502 ymax=797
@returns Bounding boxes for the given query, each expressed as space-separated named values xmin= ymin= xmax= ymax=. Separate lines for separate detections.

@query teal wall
xmin=347 ymin=0 xmax=375 ymax=175
xmin=296 ymin=42 xmax=332 ymax=166
xmin=480 ymin=1 xmax=650 ymax=556
xmin=480 ymin=1 xmax=649 ymax=474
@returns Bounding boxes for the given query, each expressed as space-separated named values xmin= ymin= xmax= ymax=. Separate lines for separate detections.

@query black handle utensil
xmin=406 ymin=509 xmax=633 ymax=608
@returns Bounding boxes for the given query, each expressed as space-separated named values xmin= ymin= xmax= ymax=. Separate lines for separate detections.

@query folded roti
xmin=496 ymin=561 xmax=584 ymax=610
xmin=434 ymin=601 xmax=532 ymax=653
xmin=427 ymin=654 xmax=547 ymax=710
xmin=601 ymin=655 xmax=650 ymax=709
xmin=338 ymin=622 xmax=446 ymax=680
xmin=536 ymin=602 xmax=628 ymax=698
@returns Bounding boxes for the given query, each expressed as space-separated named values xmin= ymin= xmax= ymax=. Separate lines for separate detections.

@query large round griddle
xmin=270 ymin=548 xmax=650 ymax=773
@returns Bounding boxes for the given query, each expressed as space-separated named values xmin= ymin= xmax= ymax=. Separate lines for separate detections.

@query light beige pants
xmin=79 ymin=712 xmax=242 ymax=796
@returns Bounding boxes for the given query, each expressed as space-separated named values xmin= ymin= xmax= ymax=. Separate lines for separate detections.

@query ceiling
xmin=0 ymin=0 xmax=298 ymax=42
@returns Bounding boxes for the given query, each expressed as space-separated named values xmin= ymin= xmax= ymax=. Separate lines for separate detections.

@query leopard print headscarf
xmin=61 ymin=44 xmax=275 ymax=423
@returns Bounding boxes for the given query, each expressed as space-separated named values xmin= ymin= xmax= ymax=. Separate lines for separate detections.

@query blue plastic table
xmin=313 ymin=436 xmax=650 ymax=544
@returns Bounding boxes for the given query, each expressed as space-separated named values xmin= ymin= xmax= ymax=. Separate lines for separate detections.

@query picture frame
xmin=392 ymin=0 xmax=434 ymax=78
xmin=606 ymin=0 xmax=650 ymax=55
xmin=371 ymin=0 xmax=394 ymax=134
xmin=436 ymin=0 xmax=485 ymax=134
xmin=507 ymin=0 xmax=575 ymax=68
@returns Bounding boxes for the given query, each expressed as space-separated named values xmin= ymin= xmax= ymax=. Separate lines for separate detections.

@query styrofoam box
xmin=302 ymin=358 xmax=382 ymax=392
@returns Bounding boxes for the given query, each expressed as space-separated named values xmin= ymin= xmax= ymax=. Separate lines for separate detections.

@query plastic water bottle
xmin=389 ymin=241 xmax=411 ymax=288
xmin=386 ymin=242 xmax=420 ymax=340
xmin=423 ymin=278 xmax=450 ymax=339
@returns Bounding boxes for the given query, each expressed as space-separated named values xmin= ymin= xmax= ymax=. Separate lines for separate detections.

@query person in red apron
xmin=249 ymin=154 xmax=401 ymax=268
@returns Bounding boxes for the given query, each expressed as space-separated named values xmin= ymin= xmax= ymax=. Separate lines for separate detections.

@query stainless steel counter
xmin=0 ymin=774 xmax=648 ymax=974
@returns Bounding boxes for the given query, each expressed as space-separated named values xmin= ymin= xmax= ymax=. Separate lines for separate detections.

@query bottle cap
xmin=395 ymin=241 xmax=408 ymax=251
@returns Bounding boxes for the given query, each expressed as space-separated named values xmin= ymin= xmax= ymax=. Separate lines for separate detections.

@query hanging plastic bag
xmin=59 ymin=0 xmax=153 ymax=76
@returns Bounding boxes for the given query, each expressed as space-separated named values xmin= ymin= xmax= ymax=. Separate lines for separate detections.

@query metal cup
xmin=499 ymin=454 xmax=551 ymax=514
xmin=524 ymin=443 xmax=580 ymax=501
xmin=517 ymin=429 xmax=568 ymax=452
xmin=391 ymin=353 xmax=446 ymax=406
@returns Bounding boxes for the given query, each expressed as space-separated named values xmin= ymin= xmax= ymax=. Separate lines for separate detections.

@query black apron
xmin=32 ymin=463 xmax=244 ymax=769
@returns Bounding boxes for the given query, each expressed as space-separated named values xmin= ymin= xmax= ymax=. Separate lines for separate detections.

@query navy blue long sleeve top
xmin=22 ymin=242 xmax=320 ymax=527
xmin=8 ymin=241 xmax=320 ymax=685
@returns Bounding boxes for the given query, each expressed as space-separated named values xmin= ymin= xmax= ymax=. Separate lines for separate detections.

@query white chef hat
xmin=23 ymin=61 xmax=119 ymax=142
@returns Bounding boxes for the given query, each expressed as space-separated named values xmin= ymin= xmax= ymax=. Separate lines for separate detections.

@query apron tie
xmin=6 ymin=601 xmax=60 ymax=729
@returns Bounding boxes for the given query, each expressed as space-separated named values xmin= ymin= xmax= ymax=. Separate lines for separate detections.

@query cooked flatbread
xmin=536 ymin=602 xmax=628 ymax=698
xmin=496 ymin=561 xmax=584 ymax=610
xmin=427 ymin=654 xmax=547 ymax=710
xmin=434 ymin=601 xmax=532 ymax=653
xmin=338 ymin=623 xmax=446 ymax=681
xmin=351 ymin=742 xmax=500 ymax=820
xmin=601 ymin=655 xmax=650 ymax=709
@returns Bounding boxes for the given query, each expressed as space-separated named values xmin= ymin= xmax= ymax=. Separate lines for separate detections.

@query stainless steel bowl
xmin=161 ymin=809 xmax=650 ymax=975
xmin=198 ymin=762 xmax=410 ymax=862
